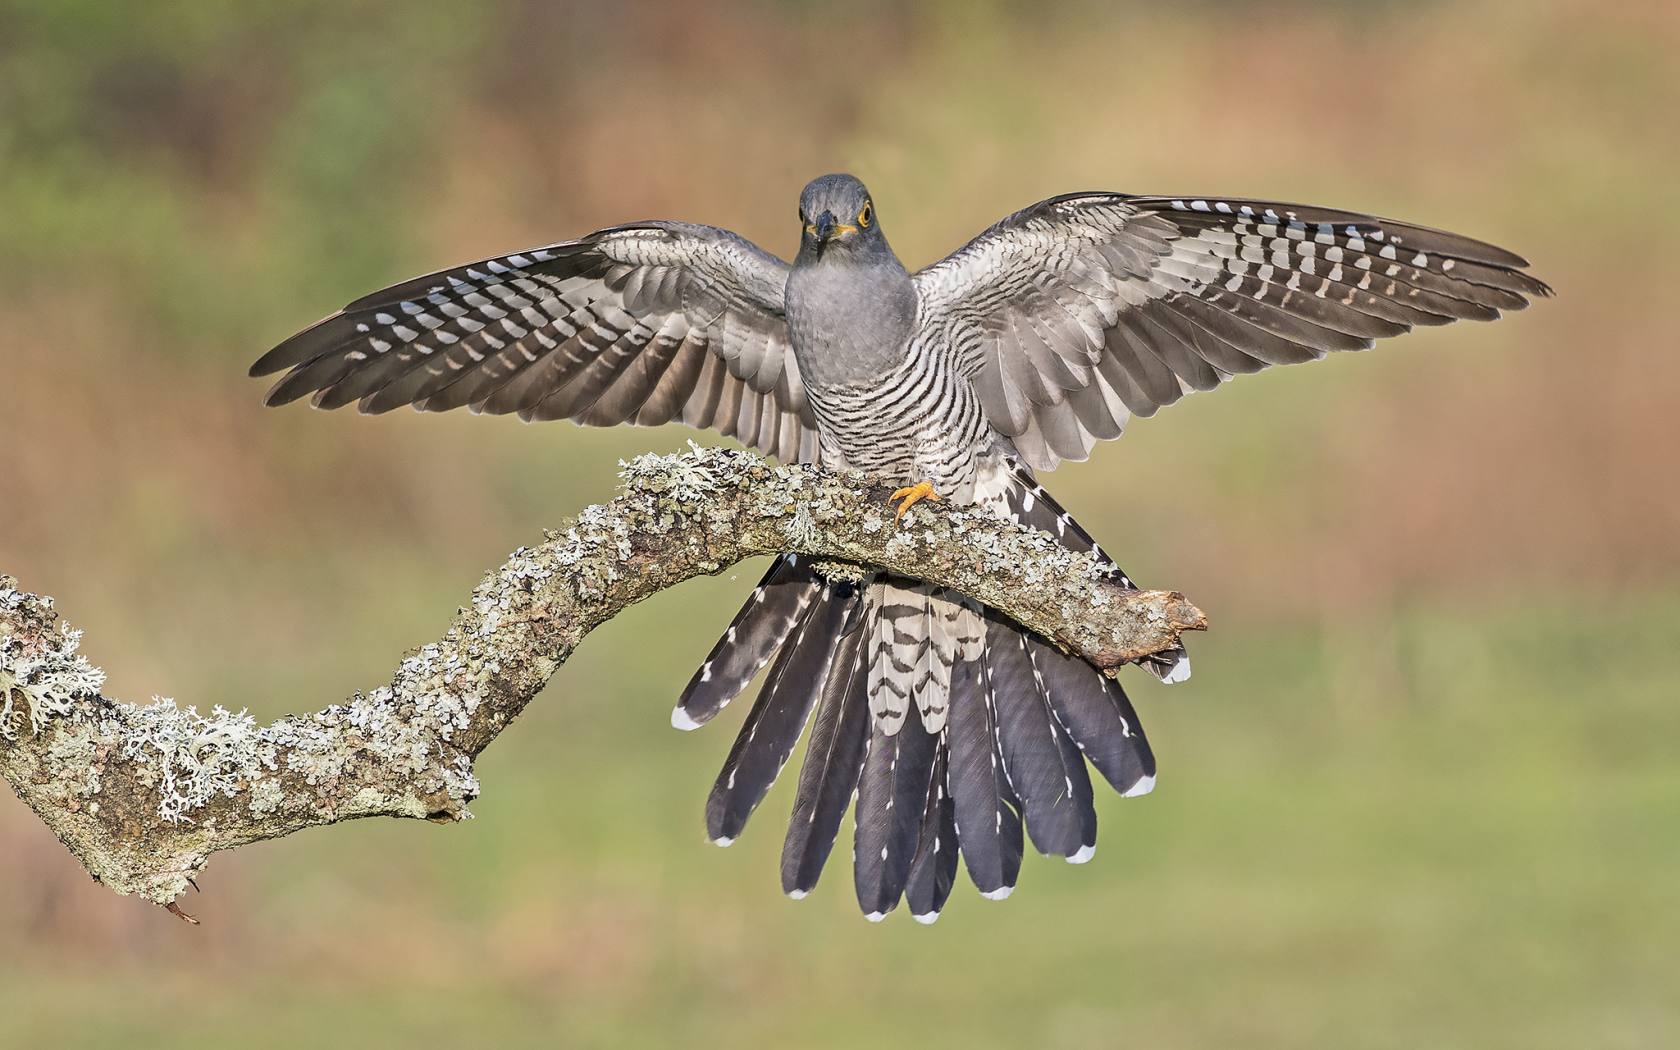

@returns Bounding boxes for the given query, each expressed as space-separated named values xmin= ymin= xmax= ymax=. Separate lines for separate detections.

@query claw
xmin=890 ymin=480 xmax=942 ymax=521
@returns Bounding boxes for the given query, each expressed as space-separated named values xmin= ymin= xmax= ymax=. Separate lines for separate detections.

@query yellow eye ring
xmin=858 ymin=202 xmax=873 ymax=228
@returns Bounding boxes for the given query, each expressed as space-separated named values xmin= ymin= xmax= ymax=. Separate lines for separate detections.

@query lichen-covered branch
xmin=0 ymin=446 xmax=1204 ymax=915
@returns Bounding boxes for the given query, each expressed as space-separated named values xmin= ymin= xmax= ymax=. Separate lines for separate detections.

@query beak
xmin=815 ymin=211 xmax=836 ymax=244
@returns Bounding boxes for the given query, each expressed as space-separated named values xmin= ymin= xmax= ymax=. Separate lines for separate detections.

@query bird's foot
xmin=890 ymin=481 xmax=942 ymax=521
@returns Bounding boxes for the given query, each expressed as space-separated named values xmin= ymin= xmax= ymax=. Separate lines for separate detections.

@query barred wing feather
xmin=251 ymin=222 xmax=818 ymax=464
xmin=914 ymin=193 xmax=1552 ymax=471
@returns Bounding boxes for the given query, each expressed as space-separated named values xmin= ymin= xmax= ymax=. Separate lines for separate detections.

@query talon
xmin=890 ymin=480 xmax=942 ymax=521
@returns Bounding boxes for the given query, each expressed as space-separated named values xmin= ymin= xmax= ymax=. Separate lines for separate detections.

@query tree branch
xmin=0 ymin=446 xmax=1204 ymax=916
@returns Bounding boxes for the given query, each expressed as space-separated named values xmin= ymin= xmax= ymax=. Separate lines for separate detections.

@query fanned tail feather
xmin=853 ymin=706 xmax=940 ymax=920
xmin=946 ymin=652 xmax=1025 ymax=899
xmin=913 ymin=588 xmax=956 ymax=731
xmin=1026 ymin=634 xmax=1156 ymax=797
xmin=903 ymin=742 xmax=960 ymax=923
xmin=677 ymin=465 xmax=1164 ymax=919
xmin=866 ymin=580 xmax=917 ymax=735
xmin=704 ymin=579 xmax=857 ymax=845
xmin=984 ymin=615 xmax=1098 ymax=859
xmin=781 ymin=590 xmax=877 ymax=898
xmin=674 ymin=554 xmax=822 ymax=729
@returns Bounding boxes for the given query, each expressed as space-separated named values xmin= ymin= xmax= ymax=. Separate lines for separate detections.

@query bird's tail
xmin=674 ymin=539 xmax=1158 ymax=921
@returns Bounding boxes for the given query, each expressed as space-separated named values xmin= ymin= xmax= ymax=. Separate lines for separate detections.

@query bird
xmin=251 ymin=174 xmax=1550 ymax=922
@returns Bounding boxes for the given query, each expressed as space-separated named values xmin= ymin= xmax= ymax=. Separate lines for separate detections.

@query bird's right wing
xmin=251 ymin=222 xmax=818 ymax=464
xmin=913 ymin=193 xmax=1552 ymax=471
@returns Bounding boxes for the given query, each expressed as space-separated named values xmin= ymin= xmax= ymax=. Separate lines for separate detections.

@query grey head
xmin=796 ymin=174 xmax=899 ymax=268
xmin=786 ymin=174 xmax=917 ymax=389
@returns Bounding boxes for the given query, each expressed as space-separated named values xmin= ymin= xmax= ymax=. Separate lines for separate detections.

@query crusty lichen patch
xmin=0 ymin=590 xmax=104 ymax=740
xmin=1 ymin=575 xmax=482 ymax=904
xmin=0 ymin=588 xmax=478 ymax=829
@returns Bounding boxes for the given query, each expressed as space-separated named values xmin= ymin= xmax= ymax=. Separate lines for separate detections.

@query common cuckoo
xmin=252 ymin=174 xmax=1549 ymax=921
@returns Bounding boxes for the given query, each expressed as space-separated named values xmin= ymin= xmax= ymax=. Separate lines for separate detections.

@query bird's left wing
xmin=913 ymin=193 xmax=1552 ymax=470
xmin=251 ymin=222 xmax=818 ymax=463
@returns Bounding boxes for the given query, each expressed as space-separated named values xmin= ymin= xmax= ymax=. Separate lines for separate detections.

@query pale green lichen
xmin=618 ymin=441 xmax=736 ymax=504
xmin=248 ymin=773 xmax=285 ymax=815
xmin=783 ymin=504 xmax=822 ymax=547
xmin=1 ymin=581 xmax=480 ymax=827
xmin=0 ymin=604 xmax=106 ymax=740
xmin=811 ymin=559 xmax=869 ymax=584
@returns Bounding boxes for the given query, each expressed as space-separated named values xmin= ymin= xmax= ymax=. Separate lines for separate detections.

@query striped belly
xmin=807 ymin=348 xmax=990 ymax=503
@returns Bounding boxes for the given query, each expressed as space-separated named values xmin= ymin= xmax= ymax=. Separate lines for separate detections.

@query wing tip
xmin=249 ymin=344 xmax=302 ymax=380
xmin=259 ymin=374 xmax=309 ymax=408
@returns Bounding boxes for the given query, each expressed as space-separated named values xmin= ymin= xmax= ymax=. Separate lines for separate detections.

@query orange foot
xmin=890 ymin=480 xmax=942 ymax=521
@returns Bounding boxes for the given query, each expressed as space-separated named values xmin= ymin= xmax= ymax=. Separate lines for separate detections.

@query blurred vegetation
xmin=1 ymin=0 xmax=1677 ymax=1047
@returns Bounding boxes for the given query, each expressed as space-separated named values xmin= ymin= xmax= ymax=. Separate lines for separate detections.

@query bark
xmin=0 ymin=446 xmax=1204 ymax=918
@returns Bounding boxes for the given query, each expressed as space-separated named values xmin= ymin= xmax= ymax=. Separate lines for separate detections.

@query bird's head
xmin=797 ymin=174 xmax=888 ymax=264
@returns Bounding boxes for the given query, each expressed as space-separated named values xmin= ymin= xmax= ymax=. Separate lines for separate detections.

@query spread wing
xmin=913 ymin=193 xmax=1553 ymax=471
xmin=251 ymin=222 xmax=818 ymax=464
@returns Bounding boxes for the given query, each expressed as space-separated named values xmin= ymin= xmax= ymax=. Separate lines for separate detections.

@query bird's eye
xmin=858 ymin=202 xmax=873 ymax=228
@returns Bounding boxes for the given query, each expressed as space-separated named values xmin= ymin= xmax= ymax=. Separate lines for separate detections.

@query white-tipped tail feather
xmin=1161 ymin=653 xmax=1192 ymax=684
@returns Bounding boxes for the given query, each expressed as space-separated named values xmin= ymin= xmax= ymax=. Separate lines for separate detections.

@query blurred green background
xmin=2 ymin=0 xmax=1678 ymax=1046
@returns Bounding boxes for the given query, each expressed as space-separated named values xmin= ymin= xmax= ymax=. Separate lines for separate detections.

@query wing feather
xmin=915 ymin=192 xmax=1550 ymax=470
xmin=252 ymin=223 xmax=816 ymax=462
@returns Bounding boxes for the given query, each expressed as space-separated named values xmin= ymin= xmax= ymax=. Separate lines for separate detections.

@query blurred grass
xmin=2 ymin=0 xmax=1678 ymax=1046
xmin=3 ymin=591 xmax=1677 ymax=1049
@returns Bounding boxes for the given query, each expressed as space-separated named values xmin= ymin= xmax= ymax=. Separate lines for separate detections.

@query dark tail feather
xmin=853 ymin=709 xmax=939 ymax=920
xmin=1026 ymin=634 xmax=1156 ymax=797
xmin=946 ymin=654 xmax=1025 ymax=899
xmin=781 ymin=598 xmax=874 ymax=898
xmin=984 ymin=616 xmax=1098 ymax=860
xmin=904 ymin=743 xmax=959 ymax=923
xmin=704 ymin=580 xmax=857 ymax=845
xmin=674 ymin=554 xmax=821 ymax=730
xmin=1001 ymin=461 xmax=1191 ymax=683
